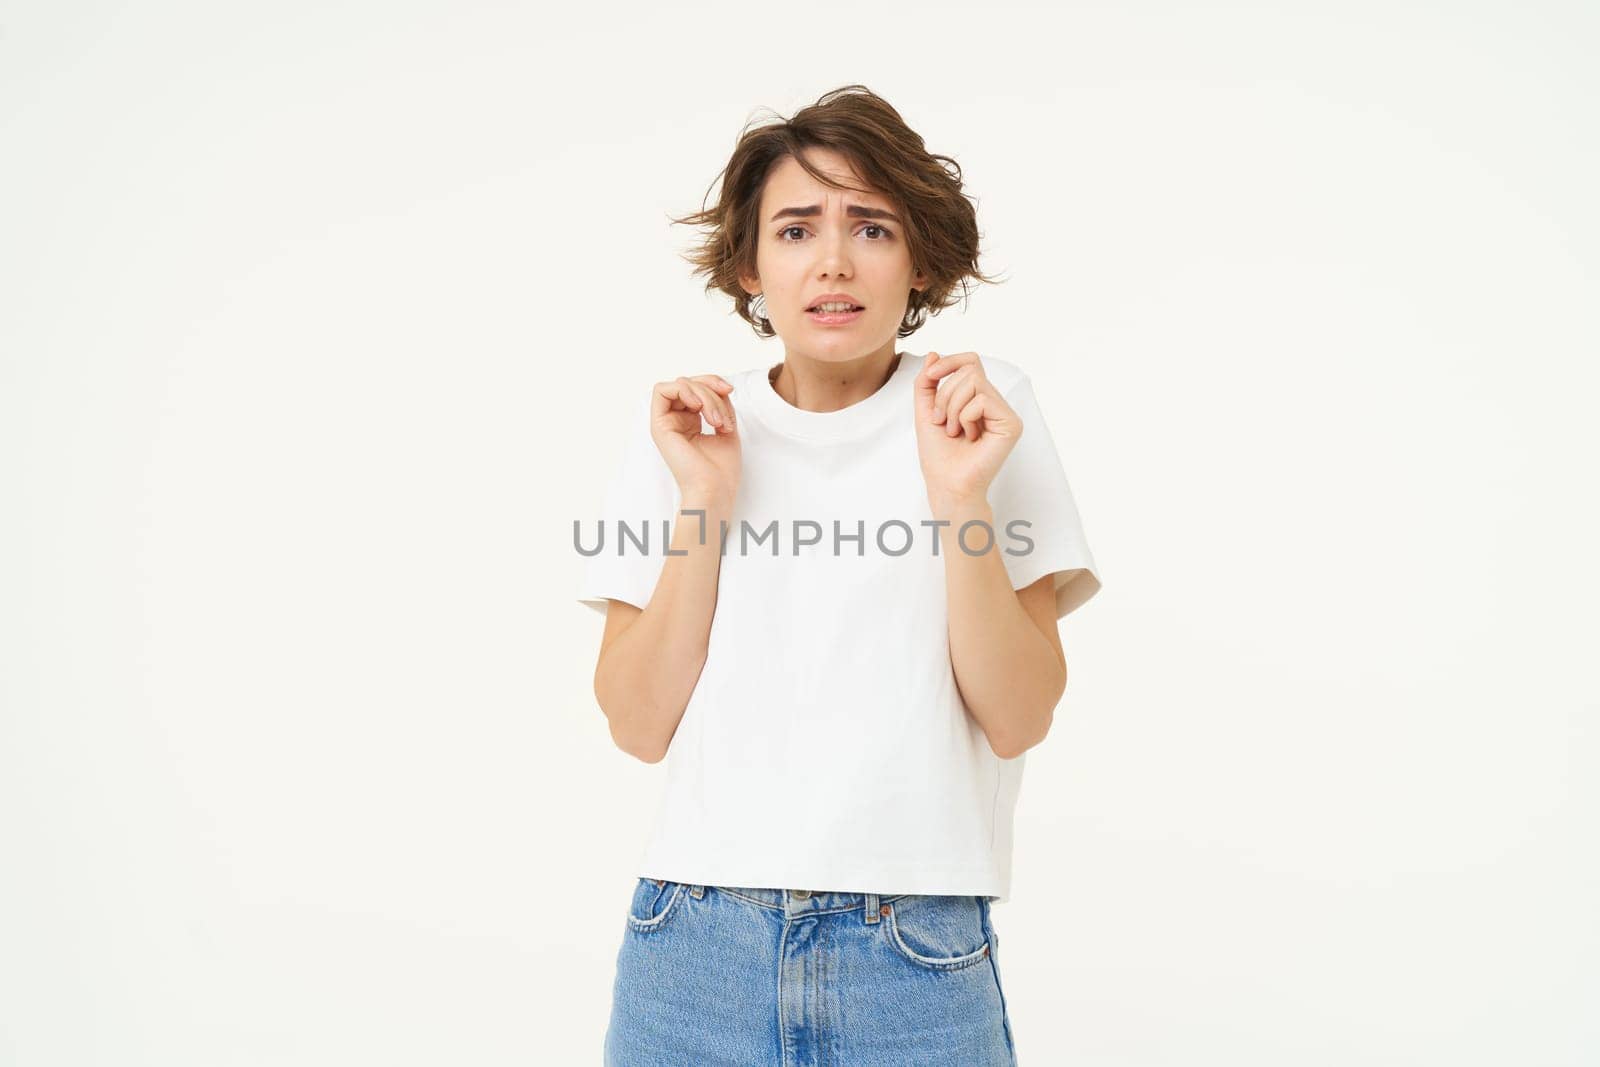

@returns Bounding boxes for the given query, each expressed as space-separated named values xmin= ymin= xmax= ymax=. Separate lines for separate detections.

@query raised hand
xmin=912 ymin=351 xmax=1022 ymax=514
xmin=649 ymin=374 xmax=741 ymax=502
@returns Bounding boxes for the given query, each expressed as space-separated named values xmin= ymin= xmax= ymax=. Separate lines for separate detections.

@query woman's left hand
xmin=913 ymin=351 xmax=1022 ymax=514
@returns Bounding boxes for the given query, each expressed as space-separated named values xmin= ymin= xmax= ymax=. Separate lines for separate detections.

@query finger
xmin=932 ymin=365 xmax=971 ymax=424
xmin=653 ymin=382 xmax=704 ymax=437
xmin=672 ymin=377 xmax=703 ymax=413
xmin=926 ymin=351 xmax=981 ymax=380
xmin=704 ymin=380 xmax=736 ymax=433
xmin=984 ymin=384 xmax=1017 ymax=428
xmin=695 ymin=377 xmax=735 ymax=429
xmin=692 ymin=380 xmax=734 ymax=432
xmin=951 ymin=388 xmax=978 ymax=437
xmin=956 ymin=394 xmax=988 ymax=441
xmin=691 ymin=375 xmax=732 ymax=425
xmin=695 ymin=375 xmax=735 ymax=395
xmin=684 ymin=379 xmax=723 ymax=427
xmin=942 ymin=373 xmax=980 ymax=436
xmin=914 ymin=352 xmax=941 ymax=422
xmin=675 ymin=376 xmax=711 ymax=412
xmin=970 ymin=383 xmax=1019 ymax=440
xmin=653 ymin=380 xmax=694 ymax=421
xmin=671 ymin=377 xmax=712 ymax=425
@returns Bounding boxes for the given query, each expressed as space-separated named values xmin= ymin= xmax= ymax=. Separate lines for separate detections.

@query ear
xmin=738 ymin=272 xmax=761 ymax=297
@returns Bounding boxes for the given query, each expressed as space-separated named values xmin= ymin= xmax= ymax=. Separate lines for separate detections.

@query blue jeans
xmin=604 ymin=879 xmax=1018 ymax=1066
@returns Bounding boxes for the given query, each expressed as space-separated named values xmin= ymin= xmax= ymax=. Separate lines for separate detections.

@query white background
xmin=3 ymin=2 xmax=1595 ymax=1064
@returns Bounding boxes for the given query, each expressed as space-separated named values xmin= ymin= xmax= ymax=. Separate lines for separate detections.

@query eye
xmin=776 ymin=224 xmax=895 ymax=242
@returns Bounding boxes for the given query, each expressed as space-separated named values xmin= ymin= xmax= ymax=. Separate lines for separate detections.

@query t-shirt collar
xmin=747 ymin=352 xmax=915 ymax=443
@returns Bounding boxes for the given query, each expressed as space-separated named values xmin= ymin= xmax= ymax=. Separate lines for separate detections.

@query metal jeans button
xmin=792 ymin=888 xmax=811 ymax=899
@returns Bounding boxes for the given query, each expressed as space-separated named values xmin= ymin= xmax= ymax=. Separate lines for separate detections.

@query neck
xmin=771 ymin=346 xmax=902 ymax=413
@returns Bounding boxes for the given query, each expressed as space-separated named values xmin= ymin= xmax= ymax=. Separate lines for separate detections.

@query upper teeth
xmin=813 ymin=302 xmax=858 ymax=312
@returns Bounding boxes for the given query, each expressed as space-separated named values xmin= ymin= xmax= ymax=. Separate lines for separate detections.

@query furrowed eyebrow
xmin=769 ymin=204 xmax=902 ymax=225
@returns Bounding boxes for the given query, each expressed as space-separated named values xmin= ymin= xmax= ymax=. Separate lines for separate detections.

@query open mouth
xmin=806 ymin=305 xmax=865 ymax=324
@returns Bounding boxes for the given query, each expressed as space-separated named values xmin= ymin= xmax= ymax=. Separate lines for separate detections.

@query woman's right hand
xmin=650 ymin=375 xmax=741 ymax=502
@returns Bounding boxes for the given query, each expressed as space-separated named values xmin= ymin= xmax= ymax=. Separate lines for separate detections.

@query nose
xmin=815 ymin=226 xmax=853 ymax=276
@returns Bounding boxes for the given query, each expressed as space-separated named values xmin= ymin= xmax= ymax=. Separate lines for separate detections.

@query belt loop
xmin=690 ymin=884 xmax=705 ymax=899
xmin=865 ymin=892 xmax=880 ymax=924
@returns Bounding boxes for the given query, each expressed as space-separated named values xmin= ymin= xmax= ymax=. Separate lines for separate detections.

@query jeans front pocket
xmin=882 ymin=894 xmax=993 ymax=972
xmin=626 ymin=877 xmax=686 ymax=934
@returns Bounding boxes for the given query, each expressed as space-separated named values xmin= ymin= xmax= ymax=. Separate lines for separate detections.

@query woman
xmin=577 ymin=85 xmax=1102 ymax=1066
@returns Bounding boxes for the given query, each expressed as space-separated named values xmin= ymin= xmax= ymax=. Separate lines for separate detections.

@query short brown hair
xmin=670 ymin=85 xmax=1002 ymax=339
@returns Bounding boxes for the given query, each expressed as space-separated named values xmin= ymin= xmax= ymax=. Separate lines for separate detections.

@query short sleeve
xmin=575 ymin=392 xmax=682 ymax=616
xmin=987 ymin=373 xmax=1103 ymax=619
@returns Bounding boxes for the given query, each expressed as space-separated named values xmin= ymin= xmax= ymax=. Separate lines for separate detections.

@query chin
xmin=785 ymin=328 xmax=889 ymax=357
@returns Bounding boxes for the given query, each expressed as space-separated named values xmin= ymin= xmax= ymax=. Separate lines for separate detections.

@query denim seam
xmin=716 ymin=886 xmax=909 ymax=912
xmin=981 ymin=898 xmax=1018 ymax=1063
xmin=881 ymin=902 xmax=992 ymax=971
xmin=625 ymin=882 xmax=685 ymax=932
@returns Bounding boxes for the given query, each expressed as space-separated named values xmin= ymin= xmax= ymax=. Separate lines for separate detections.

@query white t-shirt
xmin=576 ymin=352 xmax=1101 ymax=904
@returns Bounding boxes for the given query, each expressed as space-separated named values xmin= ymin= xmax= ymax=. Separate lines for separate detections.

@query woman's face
xmin=741 ymin=148 xmax=927 ymax=362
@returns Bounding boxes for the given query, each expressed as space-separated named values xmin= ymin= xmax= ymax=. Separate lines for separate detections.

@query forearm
xmin=594 ymin=492 xmax=733 ymax=761
xmin=934 ymin=494 xmax=1066 ymax=759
